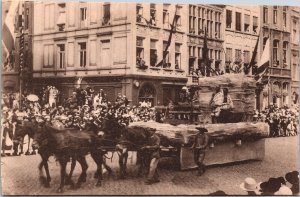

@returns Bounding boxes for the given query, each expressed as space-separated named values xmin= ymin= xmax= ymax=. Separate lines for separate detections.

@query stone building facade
xmin=259 ymin=5 xmax=297 ymax=109
xmin=31 ymin=2 xmax=224 ymax=106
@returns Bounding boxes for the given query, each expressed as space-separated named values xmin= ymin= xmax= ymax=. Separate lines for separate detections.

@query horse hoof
xmin=45 ymin=183 xmax=50 ymax=188
xmin=56 ymin=188 xmax=64 ymax=193
xmin=94 ymin=172 xmax=99 ymax=179
xmin=119 ymin=175 xmax=125 ymax=180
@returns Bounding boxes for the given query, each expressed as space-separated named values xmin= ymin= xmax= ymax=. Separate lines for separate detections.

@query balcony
xmin=268 ymin=67 xmax=291 ymax=78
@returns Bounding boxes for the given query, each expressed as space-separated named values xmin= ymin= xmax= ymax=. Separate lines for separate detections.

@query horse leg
xmin=43 ymin=155 xmax=51 ymax=187
xmin=91 ymin=151 xmax=102 ymax=187
xmin=38 ymin=160 xmax=47 ymax=187
xmin=25 ymin=137 xmax=30 ymax=155
xmin=20 ymin=137 xmax=24 ymax=154
xmin=65 ymin=156 xmax=76 ymax=188
xmin=123 ymin=152 xmax=128 ymax=177
xmin=75 ymin=155 xmax=88 ymax=189
xmin=57 ymin=156 xmax=67 ymax=193
xmin=118 ymin=149 xmax=128 ymax=179
xmin=12 ymin=141 xmax=19 ymax=156
xmin=102 ymin=155 xmax=113 ymax=176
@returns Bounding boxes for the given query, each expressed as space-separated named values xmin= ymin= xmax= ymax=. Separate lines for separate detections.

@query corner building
xmin=31 ymin=2 xmax=224 ymax=106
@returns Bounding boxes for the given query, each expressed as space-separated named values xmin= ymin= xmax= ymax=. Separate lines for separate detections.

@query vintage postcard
xmin=1 ymin=0 xmax=299 ymax=195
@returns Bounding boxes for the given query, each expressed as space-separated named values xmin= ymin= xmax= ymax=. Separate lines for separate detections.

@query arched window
xmin=138 ymin=83 xmax=156 ymax=106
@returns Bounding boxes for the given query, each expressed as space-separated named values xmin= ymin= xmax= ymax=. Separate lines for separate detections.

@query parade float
xmin=128 ymin=73 xmax=269 ymax=170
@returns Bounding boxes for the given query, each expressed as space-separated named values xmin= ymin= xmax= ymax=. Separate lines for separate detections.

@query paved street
xmin=1 ymin=136 xmax=299 ymax=195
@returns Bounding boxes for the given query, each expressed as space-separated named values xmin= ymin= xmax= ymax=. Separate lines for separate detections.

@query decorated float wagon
xmin=128 ymin=74 xmax=269 ymax=170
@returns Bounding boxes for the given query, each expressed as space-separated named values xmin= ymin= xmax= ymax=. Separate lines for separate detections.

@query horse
xmin=33 ymin=124 xmax=114 ymax=193
xmin=12 ymin=121 xmax=37 ymax=156
xmin=116 ymin=126 xmax=155 ymax=179
xmin=13 ymin=122 xmax=77 ymax=188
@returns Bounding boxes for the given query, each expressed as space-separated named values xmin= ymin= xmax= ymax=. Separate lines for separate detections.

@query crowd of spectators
xmin=253 ymin=104 xmax=299 ymax=137
xmin=1 ymin=86 xmax=161 ymax=155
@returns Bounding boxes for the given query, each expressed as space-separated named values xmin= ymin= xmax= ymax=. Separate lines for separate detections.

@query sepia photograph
xmin=1 ymin=0 xmax=299 ymax=195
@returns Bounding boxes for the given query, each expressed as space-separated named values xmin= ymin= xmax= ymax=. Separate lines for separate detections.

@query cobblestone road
xmin=1 ymin=136 xmax=299 ymax=195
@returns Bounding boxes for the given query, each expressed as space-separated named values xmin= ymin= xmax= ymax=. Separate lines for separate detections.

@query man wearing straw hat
xmin=191 ymin=127 xmax=210 ymax=176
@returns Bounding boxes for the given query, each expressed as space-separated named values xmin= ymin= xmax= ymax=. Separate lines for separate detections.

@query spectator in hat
xmin=191 ymin=127 xmax=210 ymax=176
xmin=240 ymin=177 xmax=260 ymax=195
xmin=259 ymin=177 xmax=282 ymax=195
xmin=285 ymin=171 xmax=299 ymax=195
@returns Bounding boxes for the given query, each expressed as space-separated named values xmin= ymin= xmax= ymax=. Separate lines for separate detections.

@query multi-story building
xmin=31 ymin=2 xmax=224 ymax=106
xmin=224 ymin=6 xmax=260 ymax=75
xmin=259 ymin=5 xmax=294 ymax=109
xmin=2 ymin=1 xmax=34 ymax=93
xmin=186 ymin=5 xmax=224 ymax=84
xmin=290 ymin=6 xmax=299 ymax=106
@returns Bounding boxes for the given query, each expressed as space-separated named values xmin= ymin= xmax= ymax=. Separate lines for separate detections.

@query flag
xmin=155 ymin=5 xmax=178 ymax=67
xmin=202 ymin=28 xmax=210 ymax=76
xmin=2 ymin=0 xmax=19 ymax=59
xmin=245 ymin=34 xmax=259 ymax=75
xmin=255 ymin=38 xmax=270 ymax=82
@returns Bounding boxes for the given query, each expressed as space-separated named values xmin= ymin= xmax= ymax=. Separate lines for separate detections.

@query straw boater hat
xmin=240 ymin=177 xmax=260 ymax=193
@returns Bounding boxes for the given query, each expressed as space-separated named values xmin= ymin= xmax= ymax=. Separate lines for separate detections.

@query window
xmin=44 ymin=4 xmax=55 ymax=30
xmin=175 ymin=43 xmax=181 ymax=69
xmin=175 ymin=14 xmax=181 ymax=28
xmin=25 ymin=8 xmax=29 ymax=30
xmin=57 ymin=3 xmax=66 ymax=31
xmin=136 ymin=37 xmax=144 ymax=59
xmin=273 ymin=6 xmax=277 ymax=24
xmin=189 ymin=5 xmax=196 ymax=34
xmin=163 ymin=88 xmax=172 ymax=106
xmin=57 ymin=44 xmax=65 ymax=69
xmin=139 ymin=84 xmax=155 ymax=106
xmin=163 ymin=6 xmax=169 ymax=29
xmin=150 ymin=4 xmax=156 ymax=26
xmin=80 ymin=7 xmax=87 ymax=28
xmin=273 ymin=40 xmax=279 ymax=66
xmin=43 ymin=44 xmax=54 ymax=67
xmin=79 ymin=42 xmax=86 ymax=67
xmin=235 ymin=12 xmax=241 ymax=31
xmin=215 ymin=12 xmax=221 ymax=38
xmin=136 ymin=37 xmax=145 ymax=68
xmin=226 ymin=48 xmax=232 ymax=62
xmin=244 ymin=50 xmax=250 ymax=64
xmin=80 ymin=7 xmax=87 ymax=21
xmin=189 ymin=46 xmax=196 ymax=74
xmin=235 ymin=49 xmax=242 ymax=63
xmin=150 ymin=39 xmax=157 ymax=67
xmin=163 ymin=41 xmax=170 ymax=68
xmin=263 ymin=7 xmax=268 ymax=23
xmin=226 ymin=10 xmax=232 ymax=28
xmin=101 ymin=40 xmax=111 ymax=67
xmin=283 ymin=6 xmax=287 ymax=27
xmin=102 ymin=3 xmax=111 ymax=26
xmin=253 ymin=16 xmax=258 ymax=34
xmin=136 ymin=4 xmax=143 ymax=23
xmin=293 ymin=20 xmax=299 ymax=43
xmin=283 ymin=41 xmax=288 ymax=66
xmin=244 ymin=14 xmax=250 ymax=32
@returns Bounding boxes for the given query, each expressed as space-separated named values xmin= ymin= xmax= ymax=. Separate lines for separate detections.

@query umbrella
xmin=26 ymin=94 xmax=39 ymax=102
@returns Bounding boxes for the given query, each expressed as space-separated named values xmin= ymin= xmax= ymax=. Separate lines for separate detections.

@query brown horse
xmin=13 ymin=122 xmax=77 ymax=188
xmin=116 ymin=126 xmax=155 ymax=179
xmin=33 ymin=124 xmax=112 ymax=193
